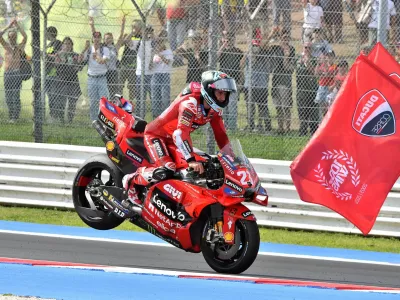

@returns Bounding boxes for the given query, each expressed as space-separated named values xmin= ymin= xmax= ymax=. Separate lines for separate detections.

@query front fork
xmin=205 ymin=205 xmax=225 ymax=249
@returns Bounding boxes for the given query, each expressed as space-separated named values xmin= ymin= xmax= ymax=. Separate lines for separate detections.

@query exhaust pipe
xmin=92 ymin=120 xmax=111 ymax=144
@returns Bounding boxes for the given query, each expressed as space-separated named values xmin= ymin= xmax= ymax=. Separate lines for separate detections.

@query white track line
xmin=1 ymin=229 xmax=400 ymax=267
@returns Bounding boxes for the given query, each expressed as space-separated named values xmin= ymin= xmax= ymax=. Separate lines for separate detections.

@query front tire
xmin=72 ymin=153 xmax=125 ymax=230
xmin=201 ymin=219 xmax=260 ymax=274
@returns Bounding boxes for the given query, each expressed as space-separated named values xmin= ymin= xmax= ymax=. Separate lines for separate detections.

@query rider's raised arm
xmin=172 ymin=98 xmax=197 ymax=162
xmin=210 ymin=113 xmax=230 ymax=150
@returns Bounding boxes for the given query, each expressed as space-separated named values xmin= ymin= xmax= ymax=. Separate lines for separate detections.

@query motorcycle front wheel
xmin=200 ymin=218 xmax=260 ymax=274
xmin=72 ymin=153 xmax=125 ymax=230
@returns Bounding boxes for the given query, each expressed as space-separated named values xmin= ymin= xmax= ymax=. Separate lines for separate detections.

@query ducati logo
xmin=352 ymin=89 xmax=395 ymax=137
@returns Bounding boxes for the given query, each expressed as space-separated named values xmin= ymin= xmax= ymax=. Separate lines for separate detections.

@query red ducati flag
xmin=290 ymin=55 xmax=400 ymax=235
xmin=367 ymin=42 xmax=400 ymax=84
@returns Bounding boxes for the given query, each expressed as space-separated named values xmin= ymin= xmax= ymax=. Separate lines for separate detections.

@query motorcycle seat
xmin=132 ymin=116 xmax=147 ymax=133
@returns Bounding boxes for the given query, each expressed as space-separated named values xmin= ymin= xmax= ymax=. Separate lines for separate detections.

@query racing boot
xmin=122 ymin=164 xmax=176 ymax=207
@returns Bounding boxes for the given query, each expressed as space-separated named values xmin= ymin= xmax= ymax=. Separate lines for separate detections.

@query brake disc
xmin=215 ymin=228 xmax=241 ymax=260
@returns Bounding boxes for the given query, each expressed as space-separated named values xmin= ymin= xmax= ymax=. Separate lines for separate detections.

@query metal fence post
xmin=206 ymin=0 xmax=219 ymax=154
xmin=377 ymin=0 xmax=388 ymax=45
xmin=31 ymin=0 xmax=42 ymax=142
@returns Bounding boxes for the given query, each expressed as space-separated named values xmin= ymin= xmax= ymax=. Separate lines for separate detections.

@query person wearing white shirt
xmin=368 ymin=0 xmax=396 ymax=45
xmin=135 ymin=26 xmax=154 ymax=118
xmin=80 ymin=31 xmax=110 ymax=121
xmin=151 ymin=38 xmax=174 ymax=119
xmin=302 ymin=0 xmax=324 ymax=43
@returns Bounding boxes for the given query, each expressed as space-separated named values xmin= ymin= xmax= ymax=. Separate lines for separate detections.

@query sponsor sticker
xmin=183 ymin=110 xmax=194 ymax=118
xmin=183 ymin=140 xmax=192 ymax=153
xmin=109 ymin=155 xmax=120 ymax=164
xmin=224 ymin=232 xmax=234 ymax=242
xmin=106 ymin=141 xmax=115 ymax=151
xmin=149 ymin=195 xmax=187 ymax=222
xmin=152 ymin=139 xmax=166 ymax=158
xmin=163 ymin=184 xmax=183 ymax=201
xmin=99 ymin=112 xmax=115 ymax=129
xmin=105 ymin=102 xmax=117 ymax=114
xmin=126 ymin=149 xmax=143 ymax=164
xmin=223 ymin=187 xmax=239 ymax=195
xmin=225 ymin=178 xmax=243 ymax=193
xmin=352 ymin=89 xmax=395 ymax=137
xmin=180 ymin=119 xmax=190 ymax=127
xmin=242 ymin=211 xmax=253 ymax=218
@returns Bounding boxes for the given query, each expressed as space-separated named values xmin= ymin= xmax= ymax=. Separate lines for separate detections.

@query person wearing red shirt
xmin=122 ymin=70 xmax=237 ymax=206
xmin=327 ymin=60 xmax=348 ymax=105
xmin=314 ymin=50 xmax=337 ymax=119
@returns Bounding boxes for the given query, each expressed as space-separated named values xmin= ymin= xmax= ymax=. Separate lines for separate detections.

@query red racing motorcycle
xmin=72 ymin=95 xmax=269 ymax=274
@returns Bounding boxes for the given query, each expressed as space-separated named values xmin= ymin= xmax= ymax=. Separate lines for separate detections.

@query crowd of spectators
xmin=0 ymin=0 xmax=399 ymax=137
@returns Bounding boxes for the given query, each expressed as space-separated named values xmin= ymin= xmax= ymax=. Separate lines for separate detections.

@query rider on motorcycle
xmin=122 ymin=70 xmax=237 ymax=206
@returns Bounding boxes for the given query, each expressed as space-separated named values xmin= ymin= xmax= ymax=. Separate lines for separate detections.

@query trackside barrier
xmin=0 ymin=141 xmax=399 ymax=237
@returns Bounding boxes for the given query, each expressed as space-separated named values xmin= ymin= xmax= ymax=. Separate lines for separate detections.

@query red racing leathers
xmin=125 ymin=82 xmax=230 ymax=191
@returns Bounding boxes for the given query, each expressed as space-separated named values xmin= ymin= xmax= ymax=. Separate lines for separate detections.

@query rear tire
xmin=72 ymin=153 xmax=125 ymax=230
xmin=201 ymin=219 xmax=260 ymax=274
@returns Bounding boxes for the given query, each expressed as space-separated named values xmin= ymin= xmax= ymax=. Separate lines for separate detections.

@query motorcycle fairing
xmin=222 ymin=203 xmax=257 ymax=244
xmin=141 ymin=181 xmax=217 ymax=250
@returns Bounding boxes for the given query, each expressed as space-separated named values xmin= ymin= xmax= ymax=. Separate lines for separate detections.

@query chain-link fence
xmin=0 ymin=0 xmax=399 ymax=160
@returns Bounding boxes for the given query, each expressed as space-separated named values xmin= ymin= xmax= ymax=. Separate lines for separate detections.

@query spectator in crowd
xmin=151 ymin=38 xmax=173 ymax=119
xmin=271 ymin=30 xmax=296 ymax=134
xmin=135 ymin=25 xmax=154 ymax=118
xmin=311 ymin=28 xmax=332 ymax=58
xmin=296 ymin=42 xmax=319 ymax=136
xmin=360 ymin=43 xmax=373 ymax=55
xmin=199 ymin=0 xmax=211 ymax=32
xmin=45 ymin=26 xmax=62 ymax=123
xmin=241 ymin=41 xmax=272 ymax=132
xmin=0 ymin=19 xmax=26 ymax=123
xmin=120 ymin=20 xmax=142 ymax=102
xmin=393 ymin=0 xmax=400 ymax=43
xmin=154 ymin=0 xmax=167 ymax=35
xmin=187 ymin=0 xmax=200 ymax=37
xmin=327 ymin=59 xmax=348 ymax=105
xmin=89 ymin=16 xmax=126 ymax=98
xmin=368 ymin=0 xmax=396 ymax=45
xmin=319 ymin=0 xmax=343 ymax=43
xmin=302 ymin=0 xmax=324 ymax=43
xmin=246 ymin=0 xmax=270 ymax=42
xmin=269 ymin=0 xmax=291 ymax=41
xmin=395 ymin=41 xmax=400 ymax=62
xmin=218 ymin=32 xmax=244 ymax=130
xmin=219 ymin=0 xmax=242 ymax=37
xmin=175 ymin=32 xmax=208 ymax=83
xmin=166 ymin=0 xmax=187 ymax=51
xmin=79 ymin=32 xmax=110 ymax=121
xmin=314 ymin=50 xmax=337 ymax=119
xmin=54 ymin=37 xmax=83 ymax=124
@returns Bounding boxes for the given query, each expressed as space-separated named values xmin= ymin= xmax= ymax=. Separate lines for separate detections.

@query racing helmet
xmin=200 ymin=71 xmax=237 ymax=113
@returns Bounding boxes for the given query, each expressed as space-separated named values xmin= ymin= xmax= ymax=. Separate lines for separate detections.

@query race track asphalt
xmin=0 ymin=226 xmax=398 ymax=288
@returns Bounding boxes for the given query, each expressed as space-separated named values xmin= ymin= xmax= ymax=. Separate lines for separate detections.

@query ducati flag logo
xmin=290 ymin=53 xmax=400 ymax=236
xmin=352 ymin=89 xmax=396 ymax=137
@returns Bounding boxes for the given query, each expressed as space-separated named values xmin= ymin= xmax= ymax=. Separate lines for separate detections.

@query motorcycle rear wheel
xmin=72 ymin=153 xmax=125 ymax=230
xmin=201 ymin=219 xmax=260 ymax=274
